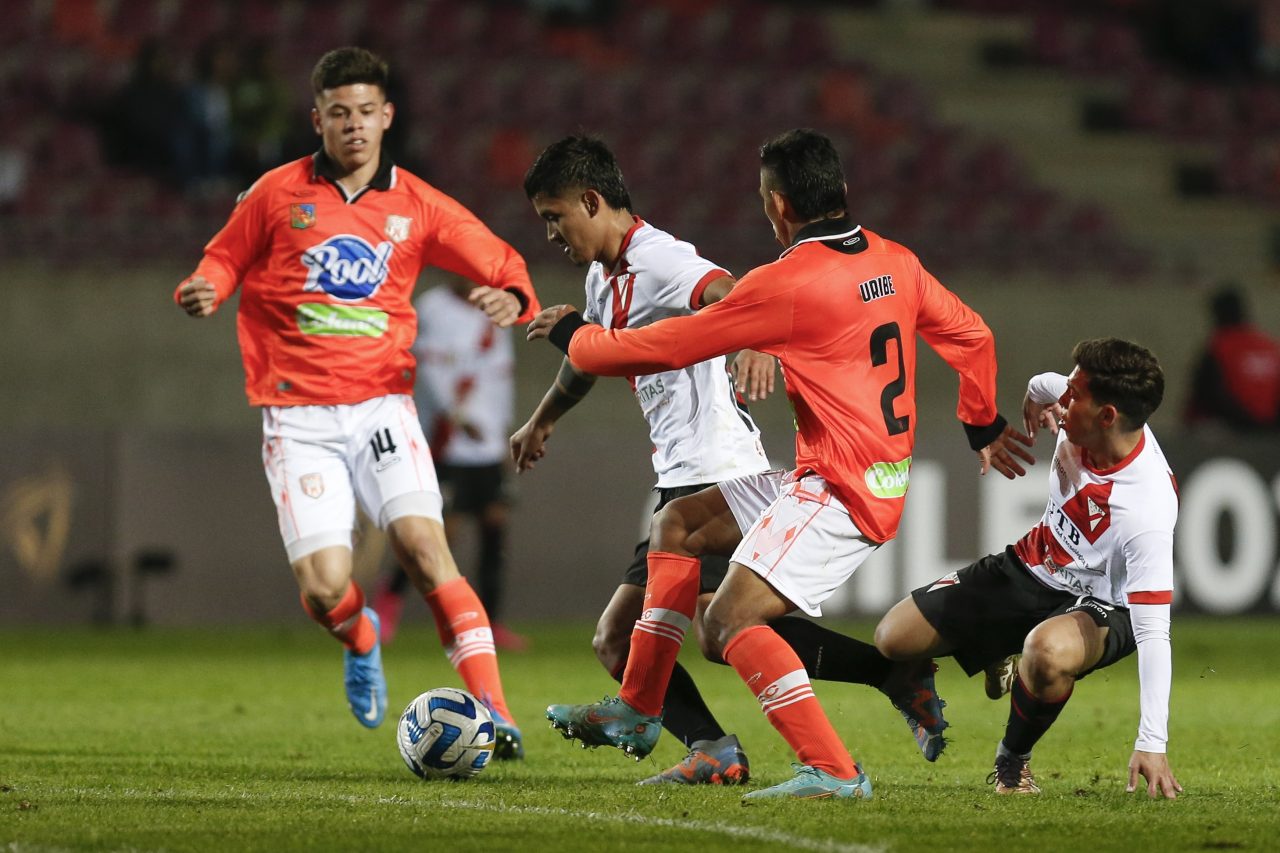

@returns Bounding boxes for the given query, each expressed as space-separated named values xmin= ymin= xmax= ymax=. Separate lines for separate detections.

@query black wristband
xmin=504 ymin=287 xmax=529 ymax=313
xmin=547 ymin=311 xmax=588 ymax=356
xmin=963 ymin=413 xmax=1008 ymax=451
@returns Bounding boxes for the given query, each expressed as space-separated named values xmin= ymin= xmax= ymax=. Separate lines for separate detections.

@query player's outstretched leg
xmin=545 ymin=695 xmax=662 ymax=760
xmin=638 ymin=733 xmax=749 ymax=785
xmin=343 ymin=607 xmax=388 ymax=728
xmin=742 ymin=763 xmax=873 ymax=802
xmin=878 ymin=658 xmax=949 ymax=761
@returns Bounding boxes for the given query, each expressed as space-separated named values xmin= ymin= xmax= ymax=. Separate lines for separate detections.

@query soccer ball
xmin=396 ymin=687 xmax=496 ymax=780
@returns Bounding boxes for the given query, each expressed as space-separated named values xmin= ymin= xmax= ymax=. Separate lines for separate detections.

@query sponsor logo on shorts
xmin=927 ymin=572 xmax=959 ymax=592
xmin=374 ymin=455 xmax=401 ymax=472
xmin=296 ymin=303 xmax=389 ymax=337
xmin=299 ymin=473 xmax=324 ymax=499
xmin=864 ymin=456 xmax=912 ymax=499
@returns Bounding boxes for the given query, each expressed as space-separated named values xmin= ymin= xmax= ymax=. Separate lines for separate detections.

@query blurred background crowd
xmin=2 ymin=0 xmax=1278 ymax=626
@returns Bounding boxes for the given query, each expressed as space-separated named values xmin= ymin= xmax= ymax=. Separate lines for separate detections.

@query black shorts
xmin=435 ymin=462 xmax=509 ymax=515
xmin=621 ymin=483 xmax=731 ymax=593
xmin=911 ymin=547 xmax=1136 ymax=679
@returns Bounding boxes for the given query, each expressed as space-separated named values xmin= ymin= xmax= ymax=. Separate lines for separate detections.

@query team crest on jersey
xmin=290 ymin=204 xmax=316 ymax=229
xmin=301 ymin=235 xmax=394 ymax=301
xmin=385 ymin=214 xmax=412 ymax=243
xmin=299 ymin=473 xmax=324 ymax=499
xmin=1061 ymin=482 xmax=1114 ymax=544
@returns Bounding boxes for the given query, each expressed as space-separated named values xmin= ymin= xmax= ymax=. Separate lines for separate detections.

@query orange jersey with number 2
xmin=566 ymin=221 xmax=1000 ymax=543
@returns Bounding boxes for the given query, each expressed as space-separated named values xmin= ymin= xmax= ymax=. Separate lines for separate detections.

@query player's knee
xmin=592 ymin=615 xmax=629 ymax=673
xmin=649 ymin=500 xmax=694 ymax=554
xmin=700 ymin=602 xmax=738 ymax=659
xmin=1021 ymin=629 xmax=1071 ymax=683
xmin=873 ymin=619 xmax=909 ymax=660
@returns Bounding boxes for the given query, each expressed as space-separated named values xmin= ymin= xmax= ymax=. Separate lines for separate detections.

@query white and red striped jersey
xmin=413 ymin=285 xmax=514 ymax=466
xmin=581 ymin=218 xmax=768 ymax=488
xmin=1013 ymin=373 xmax=1178 ymax=608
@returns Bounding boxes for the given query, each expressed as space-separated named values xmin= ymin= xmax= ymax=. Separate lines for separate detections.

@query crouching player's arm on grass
xmin=1127 ymin=594 xmax=1183 ymax=799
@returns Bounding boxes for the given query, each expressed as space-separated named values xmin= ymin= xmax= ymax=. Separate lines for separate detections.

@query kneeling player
xmin=875 ymin=338 xmax=1182 ymax=798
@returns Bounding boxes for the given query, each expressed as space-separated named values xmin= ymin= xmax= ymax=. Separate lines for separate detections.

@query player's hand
xmin=510 ymin=419 xmax=554 ymax=473
xmin=978 ymin=424 xmax=1035 ymax=478
xmin=732 ymin=350 xmax=777 ymax=401
xmin=468 ymin=286 xmax=523 ymax=328
xmin=178 ymin=276 xmax=218 ymax=317
xmin=526 ymin=304 xmax=578 ymax=342
xmin=1022 ymin=390 xmax=1065 ymax=440
xmin=1127 ymin=750 xmax=1182 ymax=799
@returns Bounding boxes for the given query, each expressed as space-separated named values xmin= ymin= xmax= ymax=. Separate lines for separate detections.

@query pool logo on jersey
xmin=301 ymin=234 xmax=394 ymax=301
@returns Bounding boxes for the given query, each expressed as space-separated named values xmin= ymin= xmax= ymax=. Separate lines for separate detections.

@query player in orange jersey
xmin=534 ymin=129 xmax=1034 ymax=799
xmin=174 ymin=47 xmax=538 ymax=757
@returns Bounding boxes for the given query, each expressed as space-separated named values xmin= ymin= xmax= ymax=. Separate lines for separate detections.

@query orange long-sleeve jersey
xmin=551 ymin=219 xmax=1006 ymax=543
xmin=177 ymin=152 xmax=539 ymax=407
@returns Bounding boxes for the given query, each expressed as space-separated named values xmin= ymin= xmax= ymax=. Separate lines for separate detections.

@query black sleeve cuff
xmin=504 ymin=287 xmax=529 ymax=314
xmin=548 ymin=311 xmax=588 ymax=356
xmin=963 ymin=413 xmax=1008 ymax=451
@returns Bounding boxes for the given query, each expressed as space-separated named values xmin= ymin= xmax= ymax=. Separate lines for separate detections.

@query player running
xmin=174 ymin=47 xmax=538 ymax=757
xmin=530 ymin=128 xmax=1034 ymax=800
xmin=875 ymin=338 xmax=1181 ymax=798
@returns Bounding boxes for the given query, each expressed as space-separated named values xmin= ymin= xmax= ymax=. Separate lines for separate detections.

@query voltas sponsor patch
xmin=927 ymin=572 xmax=960 ymax=592
xmin=291 ymin=203 xmax=316 ymax=229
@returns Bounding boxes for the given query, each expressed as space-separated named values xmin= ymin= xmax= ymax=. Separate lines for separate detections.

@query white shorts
xmin=262 ymin=394 xmax=442 ymax=562
xmin=720 ymin=470 xmax=878 ymax=617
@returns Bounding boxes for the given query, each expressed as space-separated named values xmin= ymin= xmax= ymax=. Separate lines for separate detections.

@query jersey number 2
xmin=870 ymin=322 xmax=909 ymax=436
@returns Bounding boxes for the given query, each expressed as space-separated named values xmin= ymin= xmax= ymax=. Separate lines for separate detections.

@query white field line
xmin=54 ymin=787 xmax=887 ymax=853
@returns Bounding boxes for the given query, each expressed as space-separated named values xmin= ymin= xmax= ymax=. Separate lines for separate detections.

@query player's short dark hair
xmin=311 ymin=47 xmax=389 ymax=97
xmin=759 ymin=128 xmax=847 ymax=220
xmin=523 ymin=135 xmax=632 ymax=210
xmin=1072 ymin=338 xmax=1164 ymax=430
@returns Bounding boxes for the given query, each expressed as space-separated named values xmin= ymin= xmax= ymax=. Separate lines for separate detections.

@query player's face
xmin=759 ymin=168 xmax=787 ymax=248
xmin=312 ymin=84 xmax=393 ymax=176
xmin=1059 ymin=367 xmax=1103 ymax=445
xmin=531 ymin=192 xmax=601 ymax=266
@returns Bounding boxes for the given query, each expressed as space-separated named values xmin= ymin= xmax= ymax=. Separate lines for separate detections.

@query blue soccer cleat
xmin=545 ymin=695 xmax=662 ymax=760
xmin=638 ymin=733 xmax=750 ymax=786
xmin=344 ymin=608 xmax=387 ymax=728
xmin=741 ymin=763 xmax=873 ymax=802
xmin=881 ymin=658 xmax=949 ymax=762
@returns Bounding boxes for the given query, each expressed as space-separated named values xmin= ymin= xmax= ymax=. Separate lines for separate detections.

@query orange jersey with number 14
xmin=565 ymin=221 xmax=1001 ymax=543
xmin=177 ymin=153 xmax=539 ymax=407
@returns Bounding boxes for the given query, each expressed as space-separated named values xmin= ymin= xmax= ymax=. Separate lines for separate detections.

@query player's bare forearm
xmin=1127 ymin=750 xmax=1182 ymax=799
xmin=978 ymin=424 xmax=1036 ymax=478
xmin=177 ymin=275 xmax=219 ymax=318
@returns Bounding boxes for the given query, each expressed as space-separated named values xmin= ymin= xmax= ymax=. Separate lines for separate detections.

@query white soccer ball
xmin=396 ymin=687 xmax=496 ymax=780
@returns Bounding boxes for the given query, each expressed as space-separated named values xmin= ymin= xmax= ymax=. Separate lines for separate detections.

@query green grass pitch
xmin=2 ymin=617 xmax=1277 ymax=851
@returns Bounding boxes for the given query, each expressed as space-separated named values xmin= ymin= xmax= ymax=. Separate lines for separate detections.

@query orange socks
xmin=724 ymin=624 xmax=859 ymax=779
xmin=618 ymin=551 xmax=700 ymax=717
xmin=302 ymin=582 xmax=376 ymax=655
xmin=426 ymin=577 xmax=516 ymax=725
